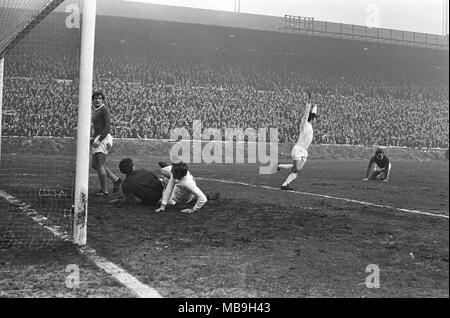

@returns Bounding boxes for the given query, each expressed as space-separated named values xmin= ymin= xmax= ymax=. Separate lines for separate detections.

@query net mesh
xmin=0 ymin=0 xmax=68 ymax=57
xmin=0 ymin=0 xmax=81 ymax=249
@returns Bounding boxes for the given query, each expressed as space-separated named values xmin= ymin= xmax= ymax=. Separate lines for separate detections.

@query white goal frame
xmin=73 ymin=0 xmax=97 ymax=245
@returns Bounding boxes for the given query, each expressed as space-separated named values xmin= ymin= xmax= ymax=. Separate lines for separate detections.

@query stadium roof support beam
xmin=280 ymin=14 xmax=449 ymax=51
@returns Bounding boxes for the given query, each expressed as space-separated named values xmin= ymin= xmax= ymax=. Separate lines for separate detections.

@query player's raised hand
xmin=302 ymin=90 xmax=311 ymax=100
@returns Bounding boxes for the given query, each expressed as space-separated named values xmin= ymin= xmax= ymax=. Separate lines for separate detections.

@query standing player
xmin=363 ymin=148 xmax=392 ymax=182
xmin=277 ymin=90 xmax=317 ymax=190
xmin=91 ymin=91 xmax=121 ymax=196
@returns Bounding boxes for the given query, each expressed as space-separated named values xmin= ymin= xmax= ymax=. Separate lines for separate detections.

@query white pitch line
xmin=3 ymin=173 xmax=448 ymax=220
xmin=77 ymin=246 xmax=162 ymax=298
xmin=196 ymin=177 xmax=449 ymax=220
xmin=0 ymin=190 xmax=162 ymax=298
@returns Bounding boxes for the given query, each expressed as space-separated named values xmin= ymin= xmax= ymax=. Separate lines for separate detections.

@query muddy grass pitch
xmin=1 ymin=153 xmax=448 ymax=297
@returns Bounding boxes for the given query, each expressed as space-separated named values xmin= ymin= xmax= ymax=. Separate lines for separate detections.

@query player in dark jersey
xmin=91 ymin=92 xmax=121 ymax=196
xmin=363 ymin=148 xmax=392 ymax=182
xmin=109 ymin=158 xmax=164 ymax=206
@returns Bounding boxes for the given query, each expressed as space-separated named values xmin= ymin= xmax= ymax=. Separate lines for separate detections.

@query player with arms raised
xmin=277 ymin=90 xmax=317 ymax=190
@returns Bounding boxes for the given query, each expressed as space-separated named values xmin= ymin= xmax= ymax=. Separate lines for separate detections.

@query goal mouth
xmin=0 ymin=0 xmax=91 ymax=248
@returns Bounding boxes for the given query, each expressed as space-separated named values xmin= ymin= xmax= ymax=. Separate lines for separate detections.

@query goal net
xmin=0 ymin=0 xmax=84 ymax=249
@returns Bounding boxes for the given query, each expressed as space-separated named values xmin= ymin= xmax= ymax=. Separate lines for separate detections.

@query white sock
xmin=278 ymin=164 xmax=293 ymax=170
xmin=282 ymin=173 xmax=298 ymax=186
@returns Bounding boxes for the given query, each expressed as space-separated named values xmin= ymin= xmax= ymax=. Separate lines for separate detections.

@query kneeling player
xmin=155 ymin=162 xmax=219 ymax=213
xmin=109 ymin=158 xmax=164 ymax=206
xmin=363 ymin=148 xmax=392 ymax=182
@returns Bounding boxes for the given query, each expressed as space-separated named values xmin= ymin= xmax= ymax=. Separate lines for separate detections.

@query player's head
xmin=92 ymin=91 xmax=105 ymax=107
xmin=375 ymin=148 xmax=385 ymax=160
xmin=119 ymin=158 xmax=134 ymax=175
xmin=171 ymin=161 xmax=189 ymax=180
xmin=308 ymin=104 xmax=318 ymax=123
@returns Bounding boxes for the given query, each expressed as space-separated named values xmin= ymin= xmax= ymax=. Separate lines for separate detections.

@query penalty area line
xmin=196 ymin=177 xmax=449 ymax=220
xmin=0 ymin=189 xmax=162 ymax=298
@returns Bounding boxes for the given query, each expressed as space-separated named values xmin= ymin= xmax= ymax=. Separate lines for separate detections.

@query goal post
xmin=73 ymin=0 xmax=96 ymax=246
xmin=0 ymin=57 xmax=3 ymax=163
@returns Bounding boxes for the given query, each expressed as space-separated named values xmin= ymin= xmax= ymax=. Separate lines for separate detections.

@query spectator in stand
xmin=3 ymin=53 xmax=448 ymax=149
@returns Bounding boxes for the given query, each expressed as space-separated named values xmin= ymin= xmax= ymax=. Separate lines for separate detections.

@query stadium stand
xmin=2 ymin=5 xmax=449 ymax=148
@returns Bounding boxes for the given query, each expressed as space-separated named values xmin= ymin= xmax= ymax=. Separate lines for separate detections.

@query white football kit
xmin=161 ymin=166 xmax=207 ymax=211
xmin=291 ymin=101 xmax=313 ymax=161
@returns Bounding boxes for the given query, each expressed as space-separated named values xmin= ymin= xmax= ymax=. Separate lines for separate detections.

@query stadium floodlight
xmin=0 ymin=0 xmax=96 ymax=247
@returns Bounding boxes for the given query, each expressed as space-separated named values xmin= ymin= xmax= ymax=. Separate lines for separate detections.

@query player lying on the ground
xmin=363 ymin=148 xmax=392 ymax=182
xmin=108 ymin=158 xmax=164 ymax=206
xmin=276 ymin=90 xmax=318 ymax=190
xmin=155 ymin=161 xmax=220 ymax=213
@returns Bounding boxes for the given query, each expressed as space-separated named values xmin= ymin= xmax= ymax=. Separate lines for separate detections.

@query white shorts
xmin=291 ymin=145 xmax=308 ymax=162
xmin=168 ymin=185 xmax=195 ymax=205
xmin=93 ymin=134 xmax=113 ymax=155
xmin=374 ymin=163 xmax=392 ymax=172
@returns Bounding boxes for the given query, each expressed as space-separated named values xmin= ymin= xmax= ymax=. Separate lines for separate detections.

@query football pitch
xmin=1 ymin=153 xmax=448 ymax=297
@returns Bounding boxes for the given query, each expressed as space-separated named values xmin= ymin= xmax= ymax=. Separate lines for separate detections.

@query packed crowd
xmin=2 ymin=54 xmax=448 ymax=148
